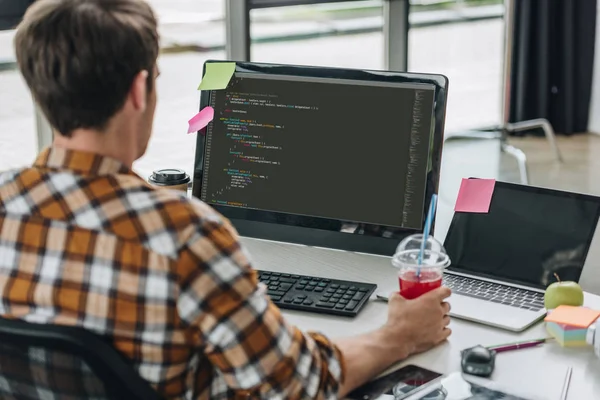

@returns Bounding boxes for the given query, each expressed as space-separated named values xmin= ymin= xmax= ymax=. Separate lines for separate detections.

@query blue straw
xmin=417 ymin=194 xmax=438 ymax=275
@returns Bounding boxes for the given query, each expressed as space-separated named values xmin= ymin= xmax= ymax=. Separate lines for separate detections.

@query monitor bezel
xmin=192 ymin=60 xmax=449 ymax=256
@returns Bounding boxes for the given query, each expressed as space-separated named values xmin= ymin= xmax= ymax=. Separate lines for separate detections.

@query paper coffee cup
xmin=148 ymin=169 xmax=190 ymax=192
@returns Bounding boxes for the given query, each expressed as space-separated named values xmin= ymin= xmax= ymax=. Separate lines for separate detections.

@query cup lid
xmin=392 ymin=248 xmax=450 ymax=269
xmin=148 ymin=169 xmax=190 ymax=186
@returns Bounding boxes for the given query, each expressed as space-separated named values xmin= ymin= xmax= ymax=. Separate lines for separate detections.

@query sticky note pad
xmin=198 ymin=62 xmax=236 ymax=90
xmin=546 ymin=322 xmax=589 ymax=347
xmin=544 ymin=306 xmax=600 ymax=329
xmin=187 ymin=106 xmax=215 ymax=133
xmin=454 ymin=178 xmax=496 ymax=213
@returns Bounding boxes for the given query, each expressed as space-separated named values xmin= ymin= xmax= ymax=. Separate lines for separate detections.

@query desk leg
xmin=225 ymin=0 xmax=251 ymax=61
xmin=384 ymin=0 xmax=409 ymax=72
xmin=35 ymin=105 xmax=53 ymax=152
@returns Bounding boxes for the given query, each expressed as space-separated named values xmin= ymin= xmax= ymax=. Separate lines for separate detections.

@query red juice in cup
xmin=399 ymin=269 xmax=443 ymax=300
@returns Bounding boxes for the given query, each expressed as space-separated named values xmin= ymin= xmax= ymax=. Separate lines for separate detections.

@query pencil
xmin=560 ymin=367 xmax=572 ymax=400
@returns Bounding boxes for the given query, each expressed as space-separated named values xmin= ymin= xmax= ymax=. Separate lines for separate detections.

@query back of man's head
xmin=14 ymin=0 xmax=159 ymax=137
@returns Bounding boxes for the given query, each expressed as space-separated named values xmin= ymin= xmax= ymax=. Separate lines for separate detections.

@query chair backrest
xmin=0 ymin=317 xmax=162 ymax=400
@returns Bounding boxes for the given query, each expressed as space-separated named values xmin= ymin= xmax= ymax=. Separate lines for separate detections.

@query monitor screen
xmin=444 ymin=180 xmax=600 ymax=289
xmin=193 ymin=61 xmax=448 ymax=256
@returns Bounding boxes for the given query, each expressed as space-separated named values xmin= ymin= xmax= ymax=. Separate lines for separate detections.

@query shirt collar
xmin=33 ymin=147 xmax=134 ymax=176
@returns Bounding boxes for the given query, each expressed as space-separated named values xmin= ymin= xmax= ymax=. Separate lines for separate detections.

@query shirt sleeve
xmin=176 ymin=214 xmax=345 ymax=399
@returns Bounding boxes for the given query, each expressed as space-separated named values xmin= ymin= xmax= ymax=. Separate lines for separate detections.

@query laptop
xmin=443 ymin=179 xmax=600 ymax=332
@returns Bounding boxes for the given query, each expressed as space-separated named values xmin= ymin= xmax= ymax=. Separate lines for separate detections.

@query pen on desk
xmin=560 ymin=367 xmax=572 ymax=400
xmin=487 ymin=337 xmax=552 ymax=353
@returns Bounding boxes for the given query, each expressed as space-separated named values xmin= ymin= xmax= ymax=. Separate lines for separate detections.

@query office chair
xmin=0 ymin=317 xmax=162 ymax=400
xmin=445 ymin=0 xmax=563 ymax=186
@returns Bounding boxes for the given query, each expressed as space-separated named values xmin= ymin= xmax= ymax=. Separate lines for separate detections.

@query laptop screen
xmin=444 ymin=180 xmax=600 ymax=290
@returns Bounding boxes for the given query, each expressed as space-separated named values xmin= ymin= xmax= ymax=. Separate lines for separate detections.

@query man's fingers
xmin=442 ymin=301 xmax=451 ymax=315
xmin=423 ymin=286 xmax=451 ymax=300
xmin=442 ymin=315 xmax=451 ymax=327
xmin=435 ymin=327 xmax=452 ymax=344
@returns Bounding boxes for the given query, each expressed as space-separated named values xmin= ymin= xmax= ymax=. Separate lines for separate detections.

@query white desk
xmin=243 ymin=237 xmax=600 ymax=400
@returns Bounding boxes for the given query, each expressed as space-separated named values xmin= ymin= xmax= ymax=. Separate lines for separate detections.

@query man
xmin=0 ymin=0 xmax=451 ymax=398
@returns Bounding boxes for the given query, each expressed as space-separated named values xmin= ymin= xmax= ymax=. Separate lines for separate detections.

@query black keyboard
xmin=257 ymin=270 xmax=377 ymax=317
xmin=443 ymin=274 xmax=545 ymax=312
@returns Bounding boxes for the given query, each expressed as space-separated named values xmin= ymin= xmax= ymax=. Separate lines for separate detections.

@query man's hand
xmin=335 ymin=287 xmax=452 ymax=397
xmin=383 ymin=287 xmax=452 ymax=359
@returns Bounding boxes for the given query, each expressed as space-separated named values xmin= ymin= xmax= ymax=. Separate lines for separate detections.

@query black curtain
xmin=0 ymin=0 xmax=35 ymax=31
xmin=509 ymin=0 xmax=597 ymax=135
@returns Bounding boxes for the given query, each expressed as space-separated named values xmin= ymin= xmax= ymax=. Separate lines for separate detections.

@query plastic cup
xmin=392 ymin=234 xmax=450 ymax=299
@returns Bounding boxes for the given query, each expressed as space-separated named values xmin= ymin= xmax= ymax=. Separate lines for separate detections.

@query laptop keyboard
xmin=443 ymin=274 xmax=545 ymax=312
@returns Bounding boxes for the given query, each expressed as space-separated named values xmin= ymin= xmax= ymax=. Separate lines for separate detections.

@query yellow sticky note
xmin=544 ymin=306 xmax=600 ymax=328
xmin=198 ymin=62 xmax=236 ymax=90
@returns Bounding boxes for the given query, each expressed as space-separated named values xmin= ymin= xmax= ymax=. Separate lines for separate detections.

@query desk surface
xmin=243 ymin=237 xmax=600 ymax=400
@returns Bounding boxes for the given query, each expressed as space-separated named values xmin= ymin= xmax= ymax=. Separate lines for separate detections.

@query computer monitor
xmin=192 ymin=61 xmax=449 ymax=256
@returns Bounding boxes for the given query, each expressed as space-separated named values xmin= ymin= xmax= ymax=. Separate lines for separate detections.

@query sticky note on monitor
xmin=198 ymin=62 xmax=236 ymax=90
xmin=454 ymin=178 xmax=496 ymax=213
xmin=187 ymin=106 xmax=215 ymax=134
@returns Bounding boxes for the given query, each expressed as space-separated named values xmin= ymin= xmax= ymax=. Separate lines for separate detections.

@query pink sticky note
xmin=187 ymin=106 xmax=215 ymax=134
xmin=454 ymin=178 xmax=496 ymax=213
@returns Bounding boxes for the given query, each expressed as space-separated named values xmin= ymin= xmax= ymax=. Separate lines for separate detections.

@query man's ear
xmin=131 ymin=70 xmax=149 ymax=111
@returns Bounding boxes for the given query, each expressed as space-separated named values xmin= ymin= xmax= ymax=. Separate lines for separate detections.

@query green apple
xmin=544 ymin=274 xmax=584 ymax=310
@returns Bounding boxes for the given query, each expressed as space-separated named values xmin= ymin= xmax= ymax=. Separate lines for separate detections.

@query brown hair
xmin=14 ymin=0 xmax=159 ymax=137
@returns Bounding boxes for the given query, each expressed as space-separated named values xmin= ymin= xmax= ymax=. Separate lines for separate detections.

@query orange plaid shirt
xmin=0 ymin=147 xmax=344 ymax=399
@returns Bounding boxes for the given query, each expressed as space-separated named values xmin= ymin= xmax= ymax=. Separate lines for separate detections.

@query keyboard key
xmin=318 ymin=282 xmax=327 ymax=287
xmin=340 ymin=285 xmax=349 ymax=290
xmin=303 ymin=299 xmax=313 ymax=306
xmin=262 ymin=272 xmax=271 ymax=276
xmin=342 ymin=295 xmax=352 ymax=300
xmin=314 ymin=287 xmax=324 ymax=292
xmin=358 ymin=288 xmax=368 ymax=292
xmin=322 ymin=279 xmax=331 ymax=283
xmin=332 ymin=294 xmax=342 ymax=299
xmin=296 ymin=285 xmax=305 ymax=290
xmin=283 ymin=297 xmax=294 ymax=303
xmin=299 ymin=280 xmax=308 ymax=285
xmin=279 ymin=278 xmax=296 ymax=284
xmin=271 ymin=273 xmax=281 ymax=277
xmin=308 ymin=281 xmax=317 ymax=286
xmin=330 ymin=284 xmax=340 ymax=289
xmin=267 ymin=290 xmax=286 ymax=297
xmin=297 ymin=294 xmax=307 ymax=299
xmin=282 ymin=274 xmax=291 ymax=277
xmin=347 ymin=291 xmax=357 ymax=296
xmin=269 ymin=285 xmax=279 ymax=291
xmin=279 ymin=283 xmax=292 ymax=291
xmin=270 ymin=295 xmax=282 ymax=301
xmin=291 ymin=275 xmax=300 ymax=279
xmin=305 ymin=287 xmax=314 ymax=291
xmin=352 ymin=292 xmax=365 ymax=301
xmin=326 ymin=288 xmax=336 ymax=293
xmin=339 ymin=299 xmax=349 ymax=305
xmin=345 ymin=301 xmax=359 ymax=311
xmin=293 ymin=298 xmax=304 ymax=304
xmin=349 ymin=286 xmax=358 ymax=291
xmin=335 ymin=304 xmax=345 ymax=310
xmin=270 ymin=276 xmax=279 ymax=281
xmin=316 ymin=301 xmax=335 ymax=308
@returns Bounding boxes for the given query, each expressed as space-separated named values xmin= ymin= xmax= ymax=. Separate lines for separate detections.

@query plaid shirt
xmin=0 ymin=147 xmax=344 ymax=399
